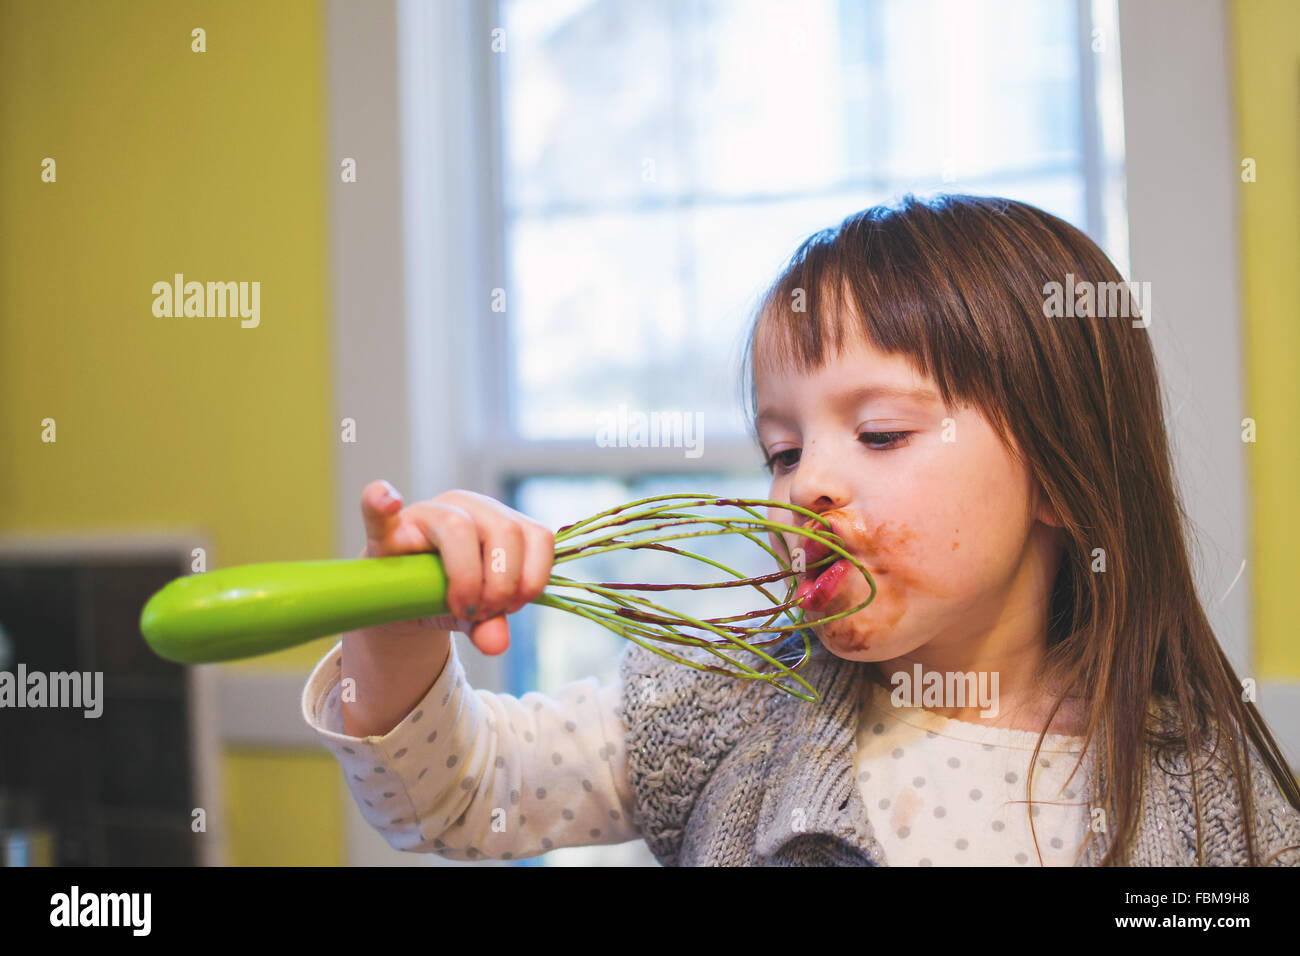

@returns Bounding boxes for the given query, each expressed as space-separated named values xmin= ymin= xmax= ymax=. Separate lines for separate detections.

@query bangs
xmin=742 ymin=196 xmax=1018 ymax=443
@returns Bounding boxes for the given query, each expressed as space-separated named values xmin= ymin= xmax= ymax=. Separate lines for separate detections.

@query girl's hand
xmin=356 ymin=480 xmax=555 ymax=655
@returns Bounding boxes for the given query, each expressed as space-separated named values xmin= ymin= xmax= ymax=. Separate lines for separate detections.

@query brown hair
xmin=738 ymin=193 xmax=1300 ymax=865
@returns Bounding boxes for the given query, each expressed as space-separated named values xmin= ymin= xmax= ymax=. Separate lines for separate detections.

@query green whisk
xmin=139 ymin=493 xmax=876 ymax=702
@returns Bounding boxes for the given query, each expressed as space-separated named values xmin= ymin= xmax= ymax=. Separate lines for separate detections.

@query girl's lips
xmin=795 ymin=558 xmax=851 ymax=613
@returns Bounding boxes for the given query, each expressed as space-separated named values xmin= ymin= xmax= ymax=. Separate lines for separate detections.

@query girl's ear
xmin=1033 ymin=484 xmax=1065 ymax=529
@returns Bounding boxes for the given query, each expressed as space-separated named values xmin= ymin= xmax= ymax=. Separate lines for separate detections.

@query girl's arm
xmin=302 ymin=634 xmax=640 ymax=859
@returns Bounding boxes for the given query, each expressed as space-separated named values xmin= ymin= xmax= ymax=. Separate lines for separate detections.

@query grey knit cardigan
xmin=617 ymin=633 xmax=1300 ymax=866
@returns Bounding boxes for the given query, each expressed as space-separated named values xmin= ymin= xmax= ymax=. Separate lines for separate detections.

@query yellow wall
xmin=1231 ymin=0 xmax=1300 ymax=678
xmin=0 ymin=0 xmax=343 ymax=864
xmin=224 ymin=749 xmax=345 ymax=867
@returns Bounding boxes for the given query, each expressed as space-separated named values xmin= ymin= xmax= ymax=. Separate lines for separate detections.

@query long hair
xmin=738 ymin=193 xmax=1300 ymax=865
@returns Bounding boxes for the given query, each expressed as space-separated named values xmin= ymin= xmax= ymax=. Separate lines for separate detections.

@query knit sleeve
xmin=618 ymin=638 xmax=777 ymax=866
xmin=1238 ymin=745 xmax=1300 ymax=866
xmin=301 ymin=636 xmax=640 ymax=860
xmin=1149 ymin=709 xmax=1300 ymax=867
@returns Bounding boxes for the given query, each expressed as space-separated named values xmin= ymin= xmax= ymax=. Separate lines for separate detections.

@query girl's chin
xmin=809 ymin=620 xmax=879 ymax=658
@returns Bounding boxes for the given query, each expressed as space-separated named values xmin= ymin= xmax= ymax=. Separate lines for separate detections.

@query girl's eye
xmin=763 ymin=432 xmax=911 ymax=473
xmin=860 ymin=430 xmax=911 ymax=450
xmin=764 ymin=448 xmax=801 ymax=473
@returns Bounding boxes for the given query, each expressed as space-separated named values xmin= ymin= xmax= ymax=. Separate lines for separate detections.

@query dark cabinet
xmin=0 ymin=555 xmax=198 ymax=866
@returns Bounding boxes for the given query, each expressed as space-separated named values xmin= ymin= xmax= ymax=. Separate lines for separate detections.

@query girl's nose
xmin=787 ymin=439 xmax=853 ymax=517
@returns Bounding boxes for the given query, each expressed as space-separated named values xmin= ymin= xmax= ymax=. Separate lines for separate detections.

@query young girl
xmin=301 ymin=193 xmax=1300 ymax=866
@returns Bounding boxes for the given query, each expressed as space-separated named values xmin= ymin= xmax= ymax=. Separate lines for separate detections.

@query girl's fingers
xmin=443 ymin=491 xmax=553 ymax=616
xmin=508 ymin=522 xmax=555 ymax=614
xmin=357 ymin=484 xmax=549 ymax=644
xmin=404 ymin=501 xmax=484 ymax=620
xmin=360 ymin=480 xmax=404 ymax=553
xmin=437 ymin=491 xmax=529 ymax=620
xmin=477 ymin=517 xmax=525 ymax=620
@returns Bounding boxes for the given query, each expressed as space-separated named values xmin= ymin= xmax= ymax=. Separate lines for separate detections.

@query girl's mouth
xmin=795 ymin=558 xmax=852 ymax=613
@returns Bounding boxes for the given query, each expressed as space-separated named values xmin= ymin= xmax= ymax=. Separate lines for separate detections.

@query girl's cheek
xmin=927 ymin=491 xmax=1033 ymax=596
xmin=912 ymin=423 xmax=1030 ymax=561
xmin=877 ymin=494 xmax=982 ymax=599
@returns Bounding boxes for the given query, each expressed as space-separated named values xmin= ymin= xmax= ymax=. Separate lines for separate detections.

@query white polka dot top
xmin=302 ymin=637 xmax=1095 ymax=865
xmin=301 ymin=636 xmax=640 ymax=861
xmin=856 ymin=681 xmax=1095 ymax=866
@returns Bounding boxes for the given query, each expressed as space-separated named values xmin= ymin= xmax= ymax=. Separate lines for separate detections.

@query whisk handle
xmin=139 ymin=554 xmax=450 ymax=664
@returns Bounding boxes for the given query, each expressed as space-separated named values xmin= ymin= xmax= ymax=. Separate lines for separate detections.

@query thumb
xmin=360 ymin=479 xmax=404 ymax=552
xmin=468 ymin=615 xmax=510 ymax=656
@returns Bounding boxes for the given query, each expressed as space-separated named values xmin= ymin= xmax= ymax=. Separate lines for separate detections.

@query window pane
xmin=870 ymin=0 xmax=1080 ymax=183
xmin=509 ymin=210 xmax=692 ymax=440
xmin=680 ymin=0 xmax=856 ymax=197
xmin=501 ymin=0 xmax=1101 ymax=442
xmin=511 ymin=193 xmax=901 ymax=441
xmin=501 ymin=0 xmax=679 ymax=209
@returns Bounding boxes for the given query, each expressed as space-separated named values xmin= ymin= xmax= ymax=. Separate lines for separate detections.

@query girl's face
xmin=756 ymin=329 xmax=1061 ymax=663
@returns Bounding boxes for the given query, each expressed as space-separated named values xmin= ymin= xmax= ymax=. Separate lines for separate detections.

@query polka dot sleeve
xmin=301 ymin=636 xmax=641 ymax=860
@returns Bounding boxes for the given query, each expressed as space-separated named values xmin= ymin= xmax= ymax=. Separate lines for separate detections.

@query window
xmin=497 ymin=0 xmax=1129 ymax=447
xmin=426 ymin=0 xmax=1127 ymax=865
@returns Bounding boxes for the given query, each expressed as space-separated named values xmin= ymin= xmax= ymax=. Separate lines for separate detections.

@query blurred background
xmin=0 ymin=0 xmax=1295 ymax=867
